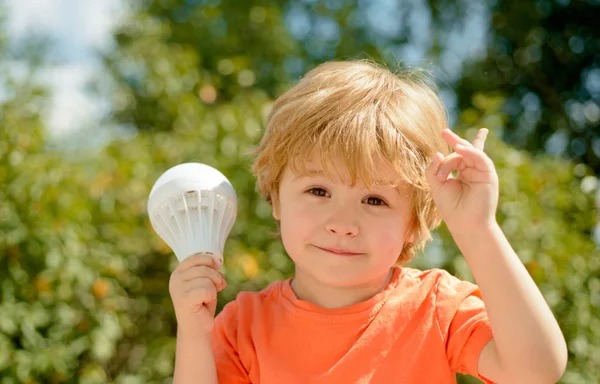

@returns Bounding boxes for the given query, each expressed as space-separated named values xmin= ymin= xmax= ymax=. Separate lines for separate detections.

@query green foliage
xmin=456 ymin=0 xmax=600 ymax=170
xmin=1 ymin=1 xmax=599 ymax=383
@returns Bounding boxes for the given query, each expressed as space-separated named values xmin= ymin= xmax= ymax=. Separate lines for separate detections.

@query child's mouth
xmin=315 ymin=246 xmax=363 ymax=256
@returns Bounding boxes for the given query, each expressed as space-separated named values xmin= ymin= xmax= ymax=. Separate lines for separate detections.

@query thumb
xmin=425 ymin=152 xmax=444 ymax=189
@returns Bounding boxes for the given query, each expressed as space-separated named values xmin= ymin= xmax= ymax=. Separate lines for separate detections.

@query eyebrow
xmin=294 ymin=169 xmax=326 ymax=179
xmin=295 ymin=169 xmax=401 ymax=191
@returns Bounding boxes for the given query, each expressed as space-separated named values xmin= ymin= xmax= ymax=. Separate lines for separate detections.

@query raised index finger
xmin=441 ymin=128 xmax=472 ymax=150
xmin=471 ymin=128 xmax=489 ymax=150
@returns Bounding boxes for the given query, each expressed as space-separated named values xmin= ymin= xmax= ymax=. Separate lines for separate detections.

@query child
xmin=168 ymin=60 xmax=567 ymax=383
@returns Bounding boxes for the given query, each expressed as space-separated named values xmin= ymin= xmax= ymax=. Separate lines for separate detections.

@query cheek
xmin=279 ymin=200 xmax=316 ymax=234
xmin=278 ymin=207 xmax=315 ymax=258
xmin=281 ymin=195 xmax=320 ymax=220
xmin=367 ymin=217 xmax=409 ymax=251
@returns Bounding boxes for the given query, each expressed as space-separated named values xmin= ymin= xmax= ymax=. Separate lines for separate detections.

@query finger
xmin=425 ymin=152 xmax=445 ymax=188
xmin=471 ymin=128 xmax=489 ymax=150
xmin=179 ymin=265 xmax=226 ymax=289
xmin=441 ymin=129 xmax=472 ymax=150
xmin=436 ymin=153 xmax=465 ymax=181
xmin=453 ymin=167 xmax=493 ymax=184
xmin=170 ymin=273 xmax=226 ymax=297
xmin=454 ymin=144 xmax=494 ymax=172
xmin=184 ymin=281 xmax=218 ymax=304
xmin=178 ymin=253 xmax=217 ymax=271
xmin=426 ymin=152 xmax=445 ymax=177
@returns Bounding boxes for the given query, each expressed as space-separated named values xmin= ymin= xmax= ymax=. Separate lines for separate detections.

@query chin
xmin=303 ymin=260 xmax=384 ymax=287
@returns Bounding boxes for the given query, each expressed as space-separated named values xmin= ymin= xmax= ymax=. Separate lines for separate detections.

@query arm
xmin=174 ymin=331 xmax=218 ymax=384
xmin=451 ymin=223 xmax=567 ymax=383
xmin=427 ymin=128 xmax=567 ymax=383
xmin=168 ymin=254 xmax=227 ymax=384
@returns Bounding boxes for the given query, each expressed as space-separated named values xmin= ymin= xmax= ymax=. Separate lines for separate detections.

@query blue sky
xmin=5 ymin=0 xmax=487 ymax=137
xmin=6 ymin=0 xmax=123 ymax=136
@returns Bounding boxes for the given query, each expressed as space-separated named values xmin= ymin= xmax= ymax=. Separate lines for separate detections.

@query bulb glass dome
xmin=147 ymin=163 xmax=237 ymax=266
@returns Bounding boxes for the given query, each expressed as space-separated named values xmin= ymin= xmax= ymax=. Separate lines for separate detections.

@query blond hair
xmin=250 ymin=59 xmax=451 ymax=263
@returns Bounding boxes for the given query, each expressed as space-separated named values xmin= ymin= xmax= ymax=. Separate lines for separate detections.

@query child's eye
xmin=308 ymin=187 xmax=329 ymax=197
xmin=364 ymin=196 xmax=387 ymax=206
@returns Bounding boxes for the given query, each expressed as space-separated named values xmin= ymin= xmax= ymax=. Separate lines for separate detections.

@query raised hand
xmin=425 ymin=128 xmax=499 ymax=233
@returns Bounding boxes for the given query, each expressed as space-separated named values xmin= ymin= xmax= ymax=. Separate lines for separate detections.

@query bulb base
xmin=184 ymin=251 xmax=224 ymax=269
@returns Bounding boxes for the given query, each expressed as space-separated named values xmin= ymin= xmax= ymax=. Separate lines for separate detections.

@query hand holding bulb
xmin=147 ymin=163 xmax=238 ymax=337
xmin=168 ymin=253 xmax=227 ymax=338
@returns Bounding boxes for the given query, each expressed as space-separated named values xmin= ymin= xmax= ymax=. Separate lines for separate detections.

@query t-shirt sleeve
xmin=211 ymin=300 xmax=252 ymax=384
xmin=434 ymin=270 xmax=495 ymax=384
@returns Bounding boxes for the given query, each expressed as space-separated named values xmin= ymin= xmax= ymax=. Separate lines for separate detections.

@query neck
xmin=290 ymin=268 xmax=394 ymax=309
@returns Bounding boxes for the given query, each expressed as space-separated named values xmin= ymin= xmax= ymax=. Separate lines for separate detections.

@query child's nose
xmin=325 ymin=211 xmax=359 ymax=236
xmin=326 ymin=224 xmax=359 ymax=236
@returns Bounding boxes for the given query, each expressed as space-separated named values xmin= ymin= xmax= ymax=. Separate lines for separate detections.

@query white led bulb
xmin=147 ymin=163 xmax=237 ymax=267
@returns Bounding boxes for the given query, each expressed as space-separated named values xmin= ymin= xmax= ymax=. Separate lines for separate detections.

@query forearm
xmin=173 ymin=329 xmax=218 ymax=384
xmin=450 ymin=222 xmax=567 ymax=379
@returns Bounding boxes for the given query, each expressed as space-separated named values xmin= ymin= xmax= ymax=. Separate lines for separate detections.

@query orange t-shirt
xmin=212 ymin=266 xmax=494 ymax=384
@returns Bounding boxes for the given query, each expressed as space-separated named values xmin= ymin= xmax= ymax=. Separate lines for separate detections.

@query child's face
xmin=272 ymin=153 xmax=414 ymax=288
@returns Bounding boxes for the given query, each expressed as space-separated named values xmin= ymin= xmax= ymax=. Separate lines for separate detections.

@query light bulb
xmin=147 ymin=163 xmax=237 ymax=267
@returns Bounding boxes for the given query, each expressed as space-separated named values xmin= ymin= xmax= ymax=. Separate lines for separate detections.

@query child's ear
xmin=406 ymin=232 xmax=415 ymax=244
xmin=404 ymin=216 xmax=416 ymax=243
xmin=271 ymin=193 xmax=280 ymax=220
